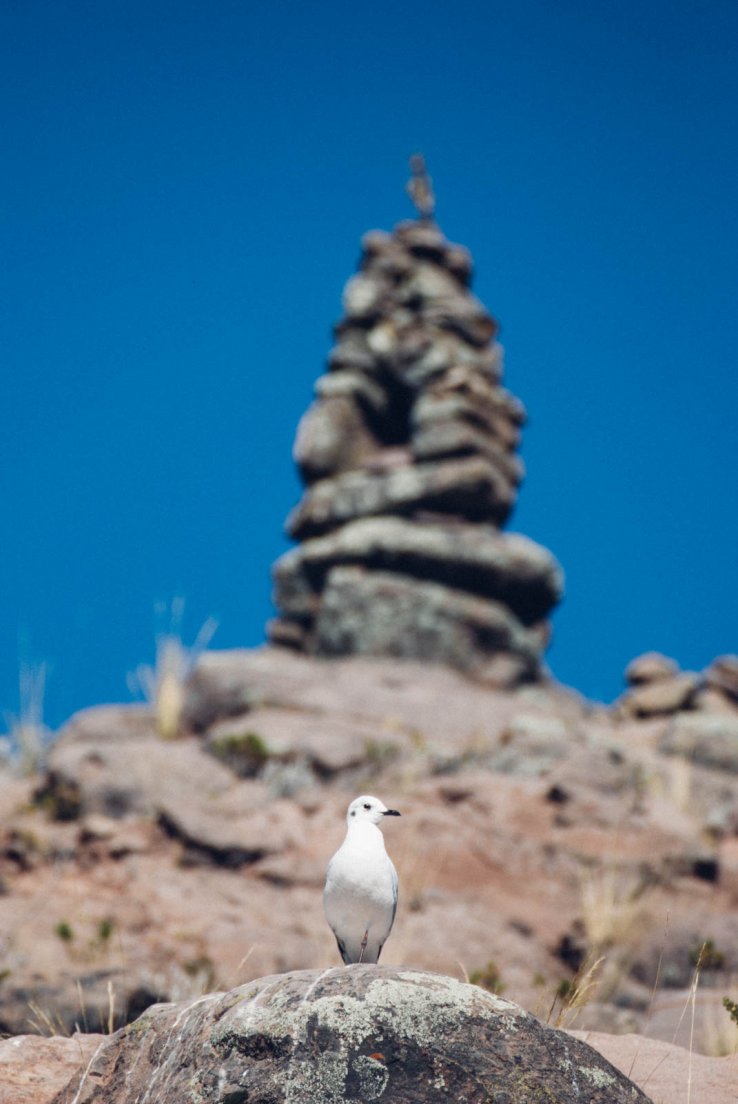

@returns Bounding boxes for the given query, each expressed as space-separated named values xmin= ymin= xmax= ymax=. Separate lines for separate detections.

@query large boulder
xmin=53 ymin=967 xmax=651 ymax=1103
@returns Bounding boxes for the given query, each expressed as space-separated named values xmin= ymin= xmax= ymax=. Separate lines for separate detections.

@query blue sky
xmin=2 ymin=0 xmax=737 ymax=729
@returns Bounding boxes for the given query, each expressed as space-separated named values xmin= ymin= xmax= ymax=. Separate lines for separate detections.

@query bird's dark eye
xmin=363 ymin=803 xmax=371 ymax=810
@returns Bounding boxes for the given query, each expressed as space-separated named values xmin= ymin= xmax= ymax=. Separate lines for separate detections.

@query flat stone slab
xmin=286 ymin=455 xmax=517 ymax=539
xmin=275 ymin=515 xmax=563 ymax=625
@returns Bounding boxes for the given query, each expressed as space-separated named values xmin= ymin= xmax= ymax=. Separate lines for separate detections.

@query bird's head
xmin=347 ymin=794 xmax=401 ymax=826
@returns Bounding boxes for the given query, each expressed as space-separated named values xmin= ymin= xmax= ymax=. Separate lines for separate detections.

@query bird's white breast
xmin=324 ymin=824 xmax=397 ymax=923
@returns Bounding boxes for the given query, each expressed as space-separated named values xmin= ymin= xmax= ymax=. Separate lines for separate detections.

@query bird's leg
xmin=359 ymin=930 xmax=368 ymax=963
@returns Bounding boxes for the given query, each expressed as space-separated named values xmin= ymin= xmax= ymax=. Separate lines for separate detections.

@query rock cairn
xmin=269 ymin=174 xmax=563 ymax=683
xmin=617 ymin=651 xmax=738 ymax=718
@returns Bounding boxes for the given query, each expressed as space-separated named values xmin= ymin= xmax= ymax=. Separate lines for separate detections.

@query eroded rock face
xmin=54 ymin=967 xmax=651 ymax=1104
xmin=270 ymin=217 xmax=563 ymax=683
xmin=12 ymin=646 xmax=738 ymax=1054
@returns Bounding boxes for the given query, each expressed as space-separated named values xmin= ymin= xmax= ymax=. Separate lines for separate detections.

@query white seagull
xmin=323 ymin=794 xmax=401 ymax=965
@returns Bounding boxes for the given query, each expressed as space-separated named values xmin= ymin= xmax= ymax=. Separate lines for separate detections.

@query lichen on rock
xmin=52 ymin=966 xmax=652 ymax=1104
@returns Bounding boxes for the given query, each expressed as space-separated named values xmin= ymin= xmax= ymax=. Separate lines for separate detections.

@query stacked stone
xmin=617 ymin=653 xmax=699 ymax=717
xmin=268 ymin=217 xmax=564 ymax=684
xmin=618 ymin=651 xmax=738 ymax=717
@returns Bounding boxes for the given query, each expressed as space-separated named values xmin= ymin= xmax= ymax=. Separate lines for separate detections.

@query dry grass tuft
xmin=129 ymin=598 xmax=217 ymax=739
xmin=2 ymin=661 xmax=51 ymax=776
xmin=548 ymin=954 xmax=606 ymax=1029
xmin=701 ymin=998 xmax=738 ymax=1057
xmin=546 ymin=864 xmax=654 ymax=1021
xmin=579 ymin=865 xmax=649 ymax=953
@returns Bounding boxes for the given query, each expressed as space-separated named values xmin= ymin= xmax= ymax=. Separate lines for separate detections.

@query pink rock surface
xmin=0 ymin=1033 xmax=104 ymax=1104
xmin=572 ymin=1030 xmax=737 ymax=1104
xmin=1 ymin=650 xmax=737 ymax=1060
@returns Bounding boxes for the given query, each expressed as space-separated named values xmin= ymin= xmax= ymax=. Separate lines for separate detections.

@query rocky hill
xmin=2 ymin=188 xmax=737 ymax=1101
xmin=1 ymin=647 xmax=738 ymax=1102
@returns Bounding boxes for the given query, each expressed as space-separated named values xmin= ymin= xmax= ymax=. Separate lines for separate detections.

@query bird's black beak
xmin=383 ymin=809 xmax=401 ymax=817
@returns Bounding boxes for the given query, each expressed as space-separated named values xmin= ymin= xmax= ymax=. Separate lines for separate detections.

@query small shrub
xmin=556 ymin=977 xmax=574 ymax=1001
xmin=182 ymin=954 xmax=218 ymax=994
xmin=363 ymin=739 xmax=400 ymax=767
xmin=54 ymin=920 xmax=74 ymax=942
xmin=549 ymin=954 xmax=605 ymax=1029
xmin=210 ymin=731 xmax=270 ymax=776
xmin=690 ymin=939 xmax=725 ymax=971
xmin=469 ymin=961 xmax=505 ymax=995
xmin=34 ymin=774 xmax=82 ymax=822
xmin=97 ymin=918 xmax=114 ymax=943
